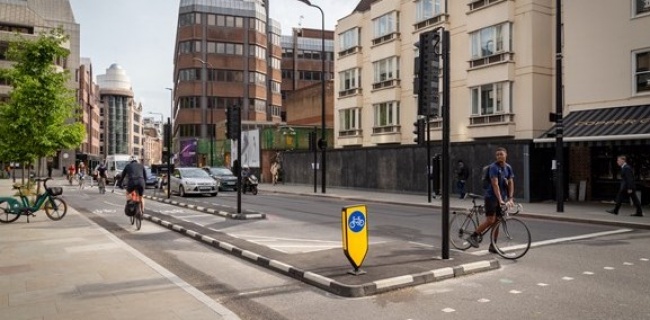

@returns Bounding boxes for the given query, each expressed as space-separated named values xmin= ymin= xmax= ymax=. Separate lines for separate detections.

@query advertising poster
xmin=231 ymin=129 xmax=260 ymax=168
xmin=179 ymin=139 xmax=197 ymax=167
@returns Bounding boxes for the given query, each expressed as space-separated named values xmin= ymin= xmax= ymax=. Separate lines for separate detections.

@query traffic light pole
xmin=166 ymin=117 xmax=172 ymax=199
xmin=441 ymin=29 xmax=451 ymax=260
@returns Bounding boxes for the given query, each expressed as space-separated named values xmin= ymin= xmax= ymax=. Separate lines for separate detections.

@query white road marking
xmin=477 ymin=298 xmax=490 ymax=303
xmin=641 ymin=258 xmax=649 ymax=262
xmin=471 ymin=228 xmax=633 ymax=255
xmin=562 ymin=277 xmax=574 ymax=281
xmin=604 ymin=267 xmax=615 ymax=270
xmin=537 ymin=283 xmax=549 ymax=286
xmin=509 ymin=290 xmax=522 ymax=294
xmin=583 ymin=271 xmax=595 ymax=275
xmin=623 ymin=262 xmax=634 ymax=266
xmin=441 ymin=308 xmax=455 ymax=313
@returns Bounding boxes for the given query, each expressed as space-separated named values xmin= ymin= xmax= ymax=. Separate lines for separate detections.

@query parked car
xmin=203 ymin=167 xmax=238 ymax=191
xmin=144 ymin=166 xmax=159 ymax=188
xmin=170 ymin=167 xmax=218 ymax=197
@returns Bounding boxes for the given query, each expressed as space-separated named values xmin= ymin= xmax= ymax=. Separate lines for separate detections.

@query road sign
xmin=341 ymin=204 xmax=368 ymax=275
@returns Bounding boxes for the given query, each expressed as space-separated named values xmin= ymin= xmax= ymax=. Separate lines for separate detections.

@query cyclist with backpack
xmin=117 ymin=156 xmax=147 ymax=214
xmin=468 ymin=147 xmax=515 ymax=252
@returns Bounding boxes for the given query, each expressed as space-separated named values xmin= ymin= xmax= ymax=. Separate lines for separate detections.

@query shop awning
xmin=534 ymin=104 xmax=650 ymax=144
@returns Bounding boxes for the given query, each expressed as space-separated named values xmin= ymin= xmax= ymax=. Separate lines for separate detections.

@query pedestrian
xmin=606 ymin=155 xmax=643 ymax=217
xmin=467 ymin=147 xmax=515 ymax=253
xmin=47 ymin=163 xmax=53 ymax=178
xmin=455 ymin=160 xmax=469 ymax=199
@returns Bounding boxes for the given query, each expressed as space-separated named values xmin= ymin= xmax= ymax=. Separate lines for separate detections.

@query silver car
xmin=170 ymin=168 xmax=218 ymax=197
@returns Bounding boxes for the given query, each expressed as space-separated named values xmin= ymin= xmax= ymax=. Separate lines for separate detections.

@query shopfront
xmin=534 ymin=104 xmax=650 ymax=204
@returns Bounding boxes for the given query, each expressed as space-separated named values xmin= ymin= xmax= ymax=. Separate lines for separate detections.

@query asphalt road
xmin=63 ymin=186 xmax=650 ymax=320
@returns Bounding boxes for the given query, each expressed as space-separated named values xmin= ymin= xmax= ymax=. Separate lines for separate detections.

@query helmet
xmin=243 ymin=165 xmax=249 ymax=169
xmin=130 ymin=155 xmax=138 ymax=162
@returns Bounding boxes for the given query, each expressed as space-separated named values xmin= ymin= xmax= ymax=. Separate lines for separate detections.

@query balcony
xmin=468 ymin=0 xmax=506 ymax=12
xmin=413 ymin=14 xmax=446 ymax=32
xmin=338 ymin=88 xmax=362 ymax=98
xmin=338 ymin=46 xmax=361 ymax=58
xmin=372 ymin=79 xmax=400 ymax=91
xmin=468 ymin=52 xmax=514 ymax=69
xmin=371 ymin=32 xmax=399 ymax=46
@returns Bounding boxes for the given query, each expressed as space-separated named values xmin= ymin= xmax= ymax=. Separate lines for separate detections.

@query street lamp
xmin=193 ymin=57 xmax=215 ymax=167
xmin=297 ymin=0 xmax=326 ymax=193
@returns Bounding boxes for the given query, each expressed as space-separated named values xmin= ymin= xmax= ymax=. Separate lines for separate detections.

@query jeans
xmin=456 ymin=180 xmax=466 ymax=198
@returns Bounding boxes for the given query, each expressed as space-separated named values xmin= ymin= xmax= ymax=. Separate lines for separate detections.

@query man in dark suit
xmin=607 ymin=155 xmax=643 ymax=217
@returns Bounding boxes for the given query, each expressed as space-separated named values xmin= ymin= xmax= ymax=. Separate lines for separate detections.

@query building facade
xmin=172 ymin=0 xmax=283 ymax=167
xmin=97 ymin=63 xmax=144 ymax=159
xmin=321 ymin=0 xmax=650 ymax=203
xmin=0 ymin=0 xmax=81 ymax=173
xmin=142 ymin=125 xmax=162 ymax=166
xmin=77 ymin=58 xmax=101 ymax=165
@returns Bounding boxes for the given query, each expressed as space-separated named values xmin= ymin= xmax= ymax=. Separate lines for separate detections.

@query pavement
xmin=1 ymin=177 xmax=649 ymax=318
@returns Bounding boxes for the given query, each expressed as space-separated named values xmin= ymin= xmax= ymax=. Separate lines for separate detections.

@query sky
xmin=68 ymin=0 xmax=358 ymax=120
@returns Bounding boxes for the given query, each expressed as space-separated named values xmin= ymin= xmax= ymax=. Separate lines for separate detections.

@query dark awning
xmin=534 ymin=104 xmax=650 ymax=144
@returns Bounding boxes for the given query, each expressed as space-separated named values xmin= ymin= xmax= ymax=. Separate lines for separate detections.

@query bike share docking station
xmin=341 ymin=204 xmax=368 ymax=275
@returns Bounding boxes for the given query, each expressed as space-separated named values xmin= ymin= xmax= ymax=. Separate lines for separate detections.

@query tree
xmin=0 ymin=28 xmax=85 ymax=171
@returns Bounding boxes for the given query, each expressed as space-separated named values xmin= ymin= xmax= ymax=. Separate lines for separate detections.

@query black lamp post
xmin=297 ymin=0 xmax=326 ymax=193
xmin=194 ymin=57 xmax=215 ymax=167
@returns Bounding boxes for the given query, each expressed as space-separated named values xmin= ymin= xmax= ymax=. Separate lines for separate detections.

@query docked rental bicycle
xmin=449 ymin=193 xmax=530 ymax=259
xmin=0 ymin=177 xmax=68 ymax=223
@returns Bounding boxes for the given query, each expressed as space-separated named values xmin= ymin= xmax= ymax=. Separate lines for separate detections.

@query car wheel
xmin=210 ymin=192 xmax=217 ymax=197
xmin=179 ymin=185 xmax=186 ymax=197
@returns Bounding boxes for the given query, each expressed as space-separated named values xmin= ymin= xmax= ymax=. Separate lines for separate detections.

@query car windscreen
xmin=115 ymin=161 xmax=129 ymax=171
xmin=212 ymin=168 xmax=233 ymax=176
xmin=182 ymin=169 xmax=210 ymax=178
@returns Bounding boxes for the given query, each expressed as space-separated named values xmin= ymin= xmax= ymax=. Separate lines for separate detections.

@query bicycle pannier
xmin=124 ymin=200 xmax=138 ymax=216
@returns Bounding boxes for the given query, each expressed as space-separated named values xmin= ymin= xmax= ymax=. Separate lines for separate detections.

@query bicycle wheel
xmin=0 ymin=202 xmax=20 ymax=223
xmin=449 ymin=212 xmax=477 ymax=250
xmin=44 ymin=198 xmax=67 ymax=221
xmin=135 ymin=206 xmax=142 ymax=231
xmin=491 ymin=217 xmax=531 ymax=259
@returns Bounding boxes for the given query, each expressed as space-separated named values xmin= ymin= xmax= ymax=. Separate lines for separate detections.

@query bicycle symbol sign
xmin=347 ymin=211 xmax=365 ymax=232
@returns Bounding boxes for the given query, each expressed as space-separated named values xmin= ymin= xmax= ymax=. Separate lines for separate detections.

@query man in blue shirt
xmin=468 ymin=147 xmax=515 ymax=252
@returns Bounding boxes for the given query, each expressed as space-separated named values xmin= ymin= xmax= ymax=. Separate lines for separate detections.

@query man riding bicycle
xmin=117 ymin=156 xmax=147 ymax=213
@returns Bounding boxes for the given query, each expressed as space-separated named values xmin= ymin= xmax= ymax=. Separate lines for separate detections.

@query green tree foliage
xmin=0 ymin=28 xmax=85 ymax=164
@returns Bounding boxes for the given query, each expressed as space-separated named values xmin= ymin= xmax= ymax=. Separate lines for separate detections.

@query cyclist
xmin=117 ymin=155 xmax=147 ymax=213
xmin=67 ymin=164 xmax=76 ymax=185
xmin=95 ymin=160 xmax=108 ymax=193
xmin=467 ymin=147 xmax=515 ymax=253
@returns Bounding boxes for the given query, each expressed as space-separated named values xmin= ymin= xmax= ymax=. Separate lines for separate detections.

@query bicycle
xmin=449 ymin=193 xmax=530 ymax=259
xmin=126 ymin=189 xmax=143 ymax=230
xmin=97 ymin=176 xmax=106 ymax=194
xmin=0 ymin=177 xmax=68 ymax=223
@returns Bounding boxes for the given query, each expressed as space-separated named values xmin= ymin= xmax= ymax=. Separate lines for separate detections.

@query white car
xmin=170 ymin=168 xmax=218 ymax=197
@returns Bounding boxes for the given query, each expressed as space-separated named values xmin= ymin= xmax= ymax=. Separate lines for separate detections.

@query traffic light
xmin=416 ymin=30 xmax=441 ymax=117
xmin=225 ymin=105 xmax=240 ymax=140
xmin=317 ymin=138 xmax=327 ymax=150
xmin=413 ymin=119 xmax=425 ymax=145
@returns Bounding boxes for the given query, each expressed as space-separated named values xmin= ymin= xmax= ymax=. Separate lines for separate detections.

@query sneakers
xmin=467 ymin=234 xmax=480 ymax=248
xmin=488 ymin=244 xmax=498 ymax=254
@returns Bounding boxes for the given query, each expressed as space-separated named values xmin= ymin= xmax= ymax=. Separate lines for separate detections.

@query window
xmin=339 ymin=28 xmax=359 ymax=51
xmin=373 ymin=57 xmax=400 ymax=83
xmin=635 ymin=0 xmax=650 ymax=15
xmin=636 ymin=50 xmax=650 ymax=93
xmin=374 ymin=101 xmax=400 ymax=127
xmin=339 ymin=108 xmax=361 ymax=136
xmin=373 ymin=12 xmax=397 ymax=39
xmin=471 ymin=24 xmax=508 ymax=59
xmin=339 ymin=68 xmax=360 ymax=91
xmin=415 ymin=0 xmax=442 ymax=22
xmin=470 ymin=82 xmax=511 ymax=115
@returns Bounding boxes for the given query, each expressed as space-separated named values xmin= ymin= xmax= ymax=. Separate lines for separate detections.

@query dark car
xmin=144 ymin=166 xmax=159 ymax=188
xmin=203 ymin=167 xmax=238 ymax=191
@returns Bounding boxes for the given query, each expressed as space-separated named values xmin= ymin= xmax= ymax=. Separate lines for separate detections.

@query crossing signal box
xmin=416 ymin=30 xmax=441 ymax=118
xmin=225 ymin=105 xmax=240 ymax=140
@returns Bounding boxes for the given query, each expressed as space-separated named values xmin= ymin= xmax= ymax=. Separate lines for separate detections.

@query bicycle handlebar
xmin=33 ymin=177 xmax=51 ymax=189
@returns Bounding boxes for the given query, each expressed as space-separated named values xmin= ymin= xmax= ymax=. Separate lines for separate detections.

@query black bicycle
xmin=450 ymin=193 xmax=530 ymax=259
